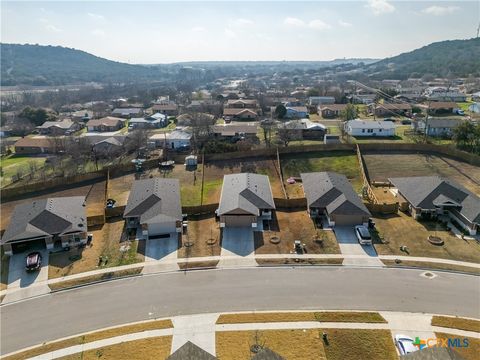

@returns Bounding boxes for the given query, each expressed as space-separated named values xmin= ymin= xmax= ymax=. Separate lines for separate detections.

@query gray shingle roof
xmin=252 ymin=348 xmax=285 ymax=360
xmin=389 ymin=176 xmax=480 ymax=224
xmin=167 ymin=341 xmax=217 ymax=360
xmin=123 ymin=178 xmax=182 ymax=224
xmin=301 ymin=172 xmax=371 ymax=217
xmin=1 ymin=197 xmax=87 ymax=244
xmin=217 ymin=173 xmax=276 ymax=216
xmin=401 ymin=346 xmax=466 ymax=360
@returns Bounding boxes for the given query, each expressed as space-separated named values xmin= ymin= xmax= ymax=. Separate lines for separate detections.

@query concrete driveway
xmin=3 ymin=248 xmax=50 ymax=303
xmin=334 ymin=226 xmax=383 ymax=266
xmin=219 ymin=227 xmax=256 ymax=267
xmin=142 ymin=234 xmax=179 ymax=274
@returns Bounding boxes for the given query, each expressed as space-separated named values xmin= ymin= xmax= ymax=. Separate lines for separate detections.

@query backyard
xmin=0 ymin=154 xmax=47 ymax=187
xmin=363 ymin=152 xmax=480 ymax=196
xmin=373 ymin=210 xmax=480 ymax=263
xmin=280 ymin=151 xmax=362 ymax=197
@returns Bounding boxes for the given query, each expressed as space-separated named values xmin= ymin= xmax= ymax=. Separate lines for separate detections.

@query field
xmin=373 ymin=211 xmax=480 ymax=263
xmin=255 ymin=210 xmax=340 ymax=255
xmin=280 ymin=151 xmax=362 ymax=197
xmin=363 ymin=152 xmax=480 ymax=195
xmin=0 ymin=155 xmax=47 ymax=187
xmin=1 ymin=179 xmax=106 ymax=231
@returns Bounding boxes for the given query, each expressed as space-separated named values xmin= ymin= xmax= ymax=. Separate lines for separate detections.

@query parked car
xmin=401 ymin=119 xmax=412 ymax=125
xmin=456 ymin=109 xmax=465 ymax=115
xmin=394 ymin=335 xmax=417 ymax=355
xmin=25 ymin=251 xmax=42 ymax=271
xmin=355 ymin=225 xmax=372 ymax=245
xmin=383 ymin=118 xmax=395 ymax=122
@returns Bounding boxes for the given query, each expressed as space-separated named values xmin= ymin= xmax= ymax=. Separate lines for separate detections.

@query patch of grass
xmin=256 ymin=258 xmax=343 ymax=266
xmin=1 ymin=247 xmax=9 ymax=291
xmin=216 ymin=312 xmax=386 ymax=324
xmin=216 ymin=329 xmax=327 ymax=360
xmin=0 ymin=155 xmax=46 ymax=186
xmin=432 ymin=316 xmax=480 ymax=332
xmin=178 ymin=260 xmax=219 ymax=270
xmin=48 ymin=268 xmax=142 ymax=291
xmin=322 ymin=329 xmax=397 ymax=360
xmin=435 ymin=333 xmax=480 ymax=360
xmin=382 ymin=259 xmax=480 ymax=275
xmin=4 ymin=321 xmax=172 ymax=360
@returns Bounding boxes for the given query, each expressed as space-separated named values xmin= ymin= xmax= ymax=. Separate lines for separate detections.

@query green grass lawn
xmin=457 ymin=102 xmax=474 ymax=112
xmin=0 ymin=155 xmax=46 ymax=186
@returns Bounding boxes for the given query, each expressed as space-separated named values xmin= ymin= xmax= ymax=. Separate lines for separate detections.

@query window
xmin=362 ymin=129 xmax=365 ymax=133
xmin=379 ymin=129 xmax=382 ymax=132
xmin=367 ymin=129 xmax=373 ymax=133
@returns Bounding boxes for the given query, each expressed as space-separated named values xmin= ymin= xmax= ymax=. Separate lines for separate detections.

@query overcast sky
xmin=1 ymin=1 xmax=479 ymax=63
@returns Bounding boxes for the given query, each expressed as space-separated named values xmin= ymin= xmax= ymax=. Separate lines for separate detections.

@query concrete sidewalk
xmin=171 ymin=314 xmax=219 ymax=356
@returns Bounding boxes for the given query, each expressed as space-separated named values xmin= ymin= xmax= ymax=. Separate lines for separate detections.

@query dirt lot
xmin=1 ymin=179 xmax=106 ymax=232
xmin=255 ymin=210 xmax=340 ymax=255
xmin=177 ymin=214 xmax=221 ymax=258
xmin=49 ymin=218 xmax=144 ymax=279
xmin=203 ymin=156 xmax=284 ymax=203
xmin=363 ymin=152 xmax=480 ymax=196
xmin=280 ymin=151 xmax=362 ymax=198
xmin=373 ymin=210 xmax=480 ymax=263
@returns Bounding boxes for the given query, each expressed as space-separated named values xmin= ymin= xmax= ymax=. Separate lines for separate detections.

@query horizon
xmin=2 ymin=1 xmax=479 ymax=64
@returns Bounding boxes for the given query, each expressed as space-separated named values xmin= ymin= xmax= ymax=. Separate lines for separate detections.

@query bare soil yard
xmin=373 ymin=211 xmax=480 ymax=263
xmin=177 ymin=214 xmax=221 ymax=258
xmin=49 ymin=218 xmax=144 ymax=279
xmin=1 ymin=179 xmax=106 ymax=231
xmin=363 ymin=152 xmax=480 ymax=195
xmin=280 ymin=151 xmax=362 ymax=198
xmin=255 ymin=210 xmax=340 ymax=255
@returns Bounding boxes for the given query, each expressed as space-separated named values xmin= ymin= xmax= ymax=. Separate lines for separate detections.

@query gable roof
xmin=14 ymin=137 xmax=56 ymax=148
xmin=2 ymin=197 xmax=87 ymax=244
xmin=36 ymin=119 xmax=75 ymax=130
xmin=223 ymin=108 xmax=258 ymax=116
xmin=301 ymin=172 xmax=371 ymax=217
xmin=319 ymin=104 xmax=348 ymax=111
xmin=345 ymin=119 xmax=395 ymax=130
xmin=389 ymin=176 xmax=480 ymax=224
xmin=86 ymin=117 xmax=125 ymax=127
xmin=123 ymin=178 xmax=182 ymax=224
xmin=213 ymin=122 xmax=259 ymax=136
xmin=167 ymin=341 xmax=217 ymax=360
xmin=218 ymin=173 xmax=276 ymax=216
xmin=284 ymin=119 xmax=326 ymax=130
xmin=252 ymin=348 xmax=285 ymax=360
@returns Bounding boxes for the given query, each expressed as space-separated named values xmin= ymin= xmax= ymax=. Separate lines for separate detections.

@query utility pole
xmin=423 ymin=100 xmax=431 ymax=143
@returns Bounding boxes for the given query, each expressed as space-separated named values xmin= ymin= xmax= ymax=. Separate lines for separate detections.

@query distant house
xmin=419 ymin=101 xmax=459 ymax=115
xmin=93 ymin=137 xmax=123 ymax=157
xmin=319 ymin=104 xmax=347 ymax=118
xmin=129 ymin=113 xmax=168 ymax=130
xmin=36 ymin=119 xmax=80 ymax=135
xmin=152 ymin=102 xmax=178 ymax=116
xmin=123 ymin=178 xmax=182 ymax=239
xmin=468 ymin=102 xmax=479 ymax=113
xmin=111 ymin=108 xmax=143 ymax=118
xmin=149 ymin=130 xmax=192 ymax=149
xmin=414 ymin=117 xmax=465 ymax=137
xmin=223 ymin=99 xmax=261 ymax=121
xmin=344 ymin=119 xmax=395 ymax=137
xmin=71 ymin=110 xmax=93 ymax=122
xmin=424 ymin=87 xmax=466 ymax=102
xmin=308 ymin=96 xmax=335 ymax=106
xmin=86 ymin=117 xmax=126 ymax=132
xmin=1 ymin=196 xmax=88 ymax=256
xmin=472 ymin=91 xmax=480 ymax=102
xmin=279 ymin=119 xmax=326 ymax=139
xmin=349 ymin=94 xmax=375 ymax=104
xmin=14 ymin=137 xmax=60 ymax=154
xmin=213 ymin=122 xmax=258 ymax=140
xmin=389 ymin=176 xmax=480 ymax=235
xmin=217 ymin=173 xmax=276 ymax=228
xmin=369 ymin=103 xmax=412 ymax=117
xmin=186 ymin=99 xmax=222 ymax=114
xmin=301 ymin=172 xmax=371 ymax=226
xmin=284 ymin=106 xmax=308 ymax=119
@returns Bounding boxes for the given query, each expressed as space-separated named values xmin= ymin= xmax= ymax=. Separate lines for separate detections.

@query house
xmin=36 ymin=119 xmax=80 ymax=135
xmin=123 ymin=178 xmax=182 ymax=239
xmin=419 ymin=101 xmax=459 ymax=115
xmin=349 ymin=94 xmax=375 ymax=104
xmin=1 ymin=196 xmax=88 ymax=256
xmin=111 ymin=108 xmax=143 ymax=118
xmin=149 ymin=130 xmax=192 ymax=149
xmin=225 ymin=99 xmax=259 ymax=109
xmin=186 ymin=99 xmax=222 ymax=114
xmin=468 ymin=102 xmax=479 ymax=113
xmin=279 ymin=119 xmax=326 ymax=139
xmin=301 ymin=172 xmax=371 ymax=226
xmin=152 ymin=102 xmax=178 ymax=116
xmin=389 ymin=176 xmax=480 ymax=235
xmin=319 ymin=104 xmax=347 ymax=118
xmin=414 ymin=117 xmax=465 ymax=137
xmin=86 ymin=117 xmax=126 ymax=132
xmin=223 ymin=108 xmax=259 ymax=121
xmin=424 ymin=87 xmax=467 ymax=102
xmin=93 ymin=137 xmax=123 ymax=157
xmin=213 ymin=122 xmax=258 ymax=140
xmin=129 ymin=113 xmax=168 ymax=130
xmin=71 ymin=110 xmax=93 ymax=122
xmin=14 ymin=137 xmax=60 ymax=154
xmin=369 ymin=103 xmax=412 ymax=117
xmin=472 ymin=91 xmax=480 ymax=102
xmin=217 ymin=173 xmax=276 ymax=228
xmin=284 ymin=106 xmax=308 ymax=119
xmin=309 ymin=96 xmax=335 ymax=106
xmin=344 ymin=119 xmax=395 ymax=137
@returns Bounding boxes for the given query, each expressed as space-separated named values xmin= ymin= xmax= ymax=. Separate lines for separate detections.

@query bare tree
xmin=189 ymin=112 xmax=215 ymax=150
xmin=125 ymin=128 xmax=153 ymax=156
xmin=277 ymin=122 xmax=301 ymax=147
xmin=10 ymin=118 xmax=34 ymax=137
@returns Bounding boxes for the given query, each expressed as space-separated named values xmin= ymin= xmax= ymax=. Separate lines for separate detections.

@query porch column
xmin=45 ymin=236 xmax=54 ymax=250
xmin=3 ymin=243 xmax=12 ymax=256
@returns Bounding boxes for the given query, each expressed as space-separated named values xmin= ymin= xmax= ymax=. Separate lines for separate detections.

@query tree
xmin=18 ymin=107 xmax=55 ymax=126
xmin=341 ymin=104 xmax=357 ymax=121
xmin=453 ymin=122 xmax=480 ymax=154
xmin=274 ymin=104 xmax=287 ymax=120
xmin=260 ymin=119 xmax=275 ymax=147
xmin=277 ymin=122 xmax=301 ymax=147
xmin=124 ymin=128 xmax=152 ymax=156
xmin=307 ymin=88 xmax=320 ymax=97
xmin=189 ymin=112 xmax=215 ymax=150
xmin=10 ymin=117 xmax=34 ymax=137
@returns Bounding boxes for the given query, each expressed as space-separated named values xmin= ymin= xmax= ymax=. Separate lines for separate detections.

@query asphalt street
xmin=1 ymin=266 xmax=479 ymax=355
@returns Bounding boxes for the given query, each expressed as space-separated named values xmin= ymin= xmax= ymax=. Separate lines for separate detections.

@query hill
xmin=367 ymin=38 xmax=480 ymax=79
xmin=0 ymin=43 xmax=167 ymax=86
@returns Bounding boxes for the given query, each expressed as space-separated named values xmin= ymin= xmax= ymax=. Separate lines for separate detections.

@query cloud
xmin=91 ymin=29 xmax=106 ymax=37
xmin=232 ymin=18 xmax=253 ymax=26
xmin=39 ymin=18 xmax=62 ymax=32
xmin=422 ymin=5 xmax=459 ymax=16
xmin=284 ymin=17 xmax=305 ymax=27
xmin=224 ymin=28 xmax=236 ymax=39
xmin=192 ymin=26 xmax=206 ymax=33
xmin=308 ymin=19 xmax=331 ymax=30
xmin=88 ymin=13 xmax=105 ymax=21
xmin=365 ymin=0 xmax=395 ymax=15
xmin=338 ymin=20 xmax=352 ymax=27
